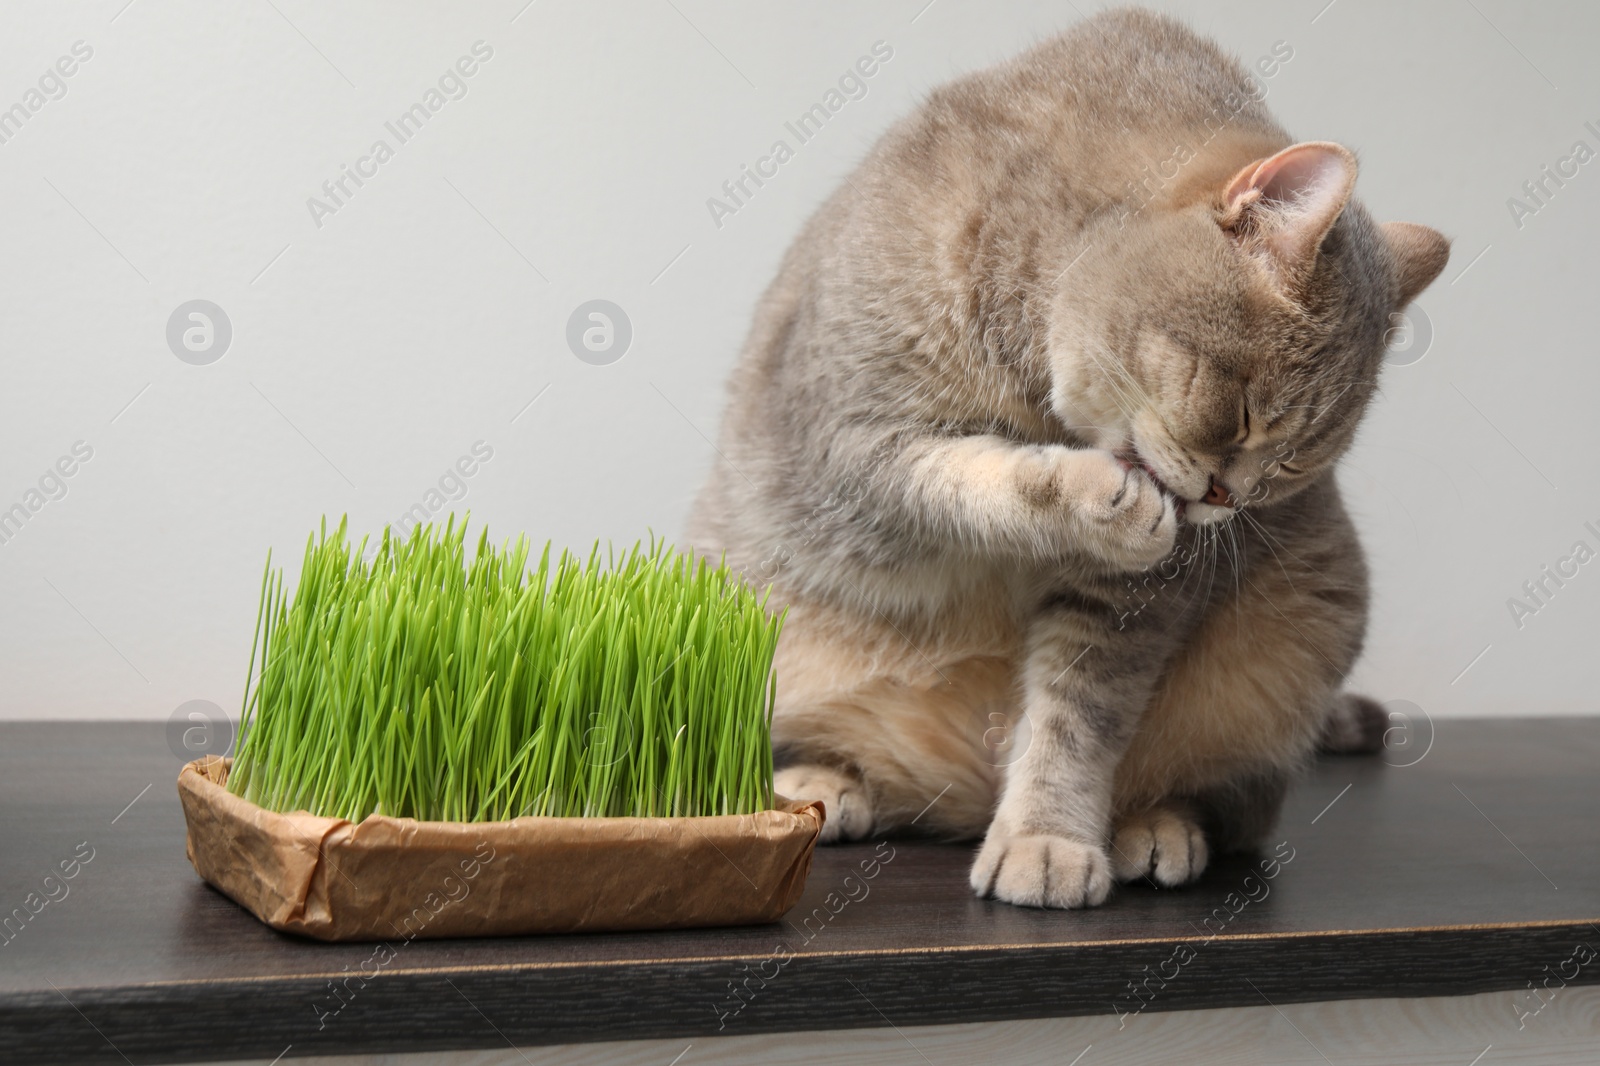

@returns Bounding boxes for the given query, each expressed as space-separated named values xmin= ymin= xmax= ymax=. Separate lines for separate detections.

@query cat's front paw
xmin=1072 ymin=450 xmax=1178 ymax=570
xmin=969 ymin=831 xmax=1112 ymax=908
xmin=774 ymin=764 xmax=873 ymax=843
xmin=1110 ymin=805 xmax=1209 ymax=887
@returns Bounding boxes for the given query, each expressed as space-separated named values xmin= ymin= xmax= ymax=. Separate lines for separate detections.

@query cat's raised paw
xmin=1073 ymin=450 xmax=1179 ymax=570
xmin=1110 ymin=805 xmax=1209 ymax=887
xmin=774 ymin=764 xmax=873 ymax=843
xmin=969 ymin=832 xmax=1112 ymax=908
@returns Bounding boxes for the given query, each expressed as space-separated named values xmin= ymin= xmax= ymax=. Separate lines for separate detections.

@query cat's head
xmin=1049 ymin=140 xmax=1449 ymax=525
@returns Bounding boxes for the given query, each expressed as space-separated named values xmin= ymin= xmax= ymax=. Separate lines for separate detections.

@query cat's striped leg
xmin=969 ymin=600 xmax=1176 ymax=908
xmin=881 ymin=433 xmax=1179 ymax=572
xmin=1110 ymin=493 xmax=1367 ymax=869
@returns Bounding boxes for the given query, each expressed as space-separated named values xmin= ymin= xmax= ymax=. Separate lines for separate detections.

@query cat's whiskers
xmin=1166 ymin=527 xmax=1208 ymax=609
xmin=1224 ymin=516 xmax=1248 ymax=636
xmin=1185 ymin=526 xmax=1218 ymax=613
xmin=1235 ymin=509 xmax=1309 ymax=595
xmin=1071 ymin=339 xmax=1167 ymax=440
xmin=1210 ymin=530 xmax=1227 ymax=619
xmin=1078 ymin=342 xmax=1222 ymax=510
xmin=1078 ymin=346 xmax=1142 ymax=428
xmin=1197 ymin=522 xmax=1222 ymax=616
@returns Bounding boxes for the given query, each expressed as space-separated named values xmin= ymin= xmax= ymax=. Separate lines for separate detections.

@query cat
xmin=685 ymin=7 xmax=1448 ymax=908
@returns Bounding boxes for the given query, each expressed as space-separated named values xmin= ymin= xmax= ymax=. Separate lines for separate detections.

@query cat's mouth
xmin=1140 ymin=463 xmax=1188 ymax=521
xmin=1117 ymin=450 xmax=1236 ymax=522
xmin=1116 ymin=451 xmax=1188 ymax=519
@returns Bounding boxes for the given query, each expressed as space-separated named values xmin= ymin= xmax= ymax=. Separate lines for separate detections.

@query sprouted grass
xmin=226 ymin=516 xmax=783 ymax=822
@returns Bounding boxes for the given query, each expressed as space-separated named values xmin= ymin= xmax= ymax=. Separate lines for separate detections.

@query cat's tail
xmin=1318 ymin=693 xmax=1388 ymax=755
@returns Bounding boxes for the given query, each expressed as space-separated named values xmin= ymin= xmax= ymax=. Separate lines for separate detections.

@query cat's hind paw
xmin=1319 ymin=692 xmax=1388 ymax=755
xmin=774 ymin=764 xmax=874 ymax=843
xmin=1110 ymin=805 xmax=1209 ymax=887
xmin=969 ymin=832 xmax=1112 ymax=908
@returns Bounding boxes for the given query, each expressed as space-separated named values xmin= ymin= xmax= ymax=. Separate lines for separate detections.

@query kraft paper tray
xmin=177 ymin=756 xmax=825 ymax=942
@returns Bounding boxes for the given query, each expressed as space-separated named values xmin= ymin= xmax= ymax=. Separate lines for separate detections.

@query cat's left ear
xmin=1380 ymin=220 xmax=1451 ymax=307
xmin=1220 ymin=141 xmax=1358 ymax=281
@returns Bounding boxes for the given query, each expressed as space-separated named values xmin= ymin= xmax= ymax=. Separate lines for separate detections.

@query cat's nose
xmin=1202 ymin=477 xmax=1233 ymax=507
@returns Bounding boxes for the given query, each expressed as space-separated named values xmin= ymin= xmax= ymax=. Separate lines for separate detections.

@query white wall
xmin=1 ymin=0 xmax=1595 ymax=726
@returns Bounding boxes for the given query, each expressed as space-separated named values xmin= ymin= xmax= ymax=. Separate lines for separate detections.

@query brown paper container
xmin=178 ymin=757 xmax=825 ymax=941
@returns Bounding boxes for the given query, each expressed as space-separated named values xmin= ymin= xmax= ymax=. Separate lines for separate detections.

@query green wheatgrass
xmin=226 ymin=516 xmax=784 ymax=822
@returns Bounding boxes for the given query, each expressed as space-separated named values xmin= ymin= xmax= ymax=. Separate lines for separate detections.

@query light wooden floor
xmin=187 ymin=986 xmax=1600 ymax=1066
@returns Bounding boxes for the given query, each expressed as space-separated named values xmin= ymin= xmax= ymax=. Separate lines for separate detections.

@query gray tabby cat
xmin=686 ymin=8 xmax=1448 ymax=908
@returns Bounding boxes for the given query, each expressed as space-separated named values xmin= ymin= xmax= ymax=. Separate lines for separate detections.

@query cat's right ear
xmin=1219 ymin=141 xmax=1358 ymax=284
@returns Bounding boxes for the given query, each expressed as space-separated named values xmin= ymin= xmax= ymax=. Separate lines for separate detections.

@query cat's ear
xmin=1220 ymin=141 xmax=1358 ymax=280
xmin=1381 ymin=220 xmax=1451 ymax=306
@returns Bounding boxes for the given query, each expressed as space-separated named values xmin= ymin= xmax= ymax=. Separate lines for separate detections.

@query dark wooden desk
xmin=2 ymin=718 xmax=1596 ymax=1065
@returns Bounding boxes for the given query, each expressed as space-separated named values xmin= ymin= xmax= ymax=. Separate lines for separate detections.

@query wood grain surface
xmin=1 ymin=717 xmax=1597 ymax=1065
xmin=182 ymin=985 xmax=1600 ymax=1066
